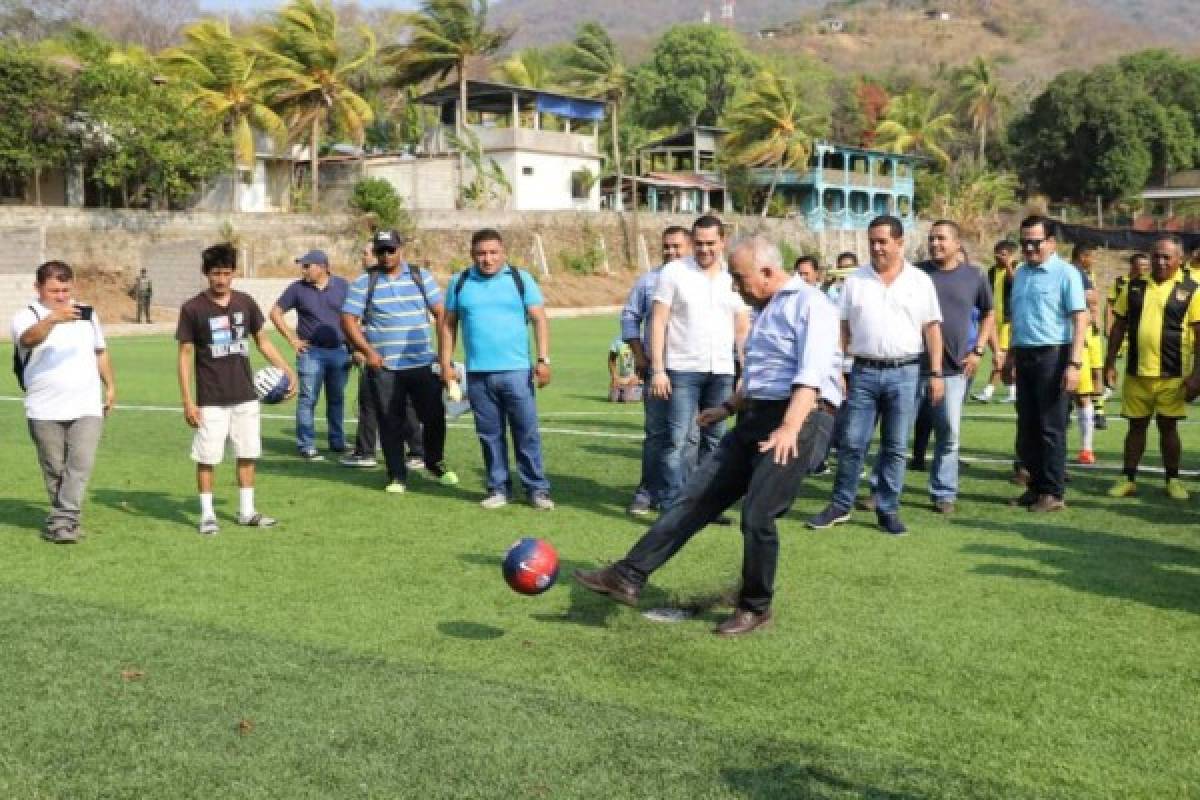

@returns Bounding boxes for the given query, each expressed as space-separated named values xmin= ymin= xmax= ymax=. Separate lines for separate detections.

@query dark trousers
xmin=353 ymin=367 xmax=379 ymax=455
xmin=365 ymin=365 xmax=446 ymax=481
xmin=616 ymin=400 xmax=834 ymax=614
xmin=1013 ymin=345 xmax=1071 ymax=498
xmin=136 ymin=295 xmax=152 ymax=323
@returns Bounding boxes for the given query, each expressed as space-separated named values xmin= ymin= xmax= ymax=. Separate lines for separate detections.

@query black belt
xmin=742 ymin=398 xmax=838 ymax=416
xmin=854 ymin=356 xmax=920 ymax=369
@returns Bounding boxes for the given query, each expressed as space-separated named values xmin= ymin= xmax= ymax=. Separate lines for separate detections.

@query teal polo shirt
xmin=1010 ymin=253 xmax=1086 ymax=347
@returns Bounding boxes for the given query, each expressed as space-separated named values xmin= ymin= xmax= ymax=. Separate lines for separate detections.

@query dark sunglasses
xmin=373 ymin=246 xmax=397 ymax=256
xmin=1019 ymin=238 xmax=1047 ymax=249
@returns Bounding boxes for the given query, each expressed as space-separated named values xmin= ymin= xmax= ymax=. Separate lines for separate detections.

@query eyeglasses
xmin=373 ymin=246 xmax=397 ymax=256
xmin=1019 ymin=238 xmax=1047 ymax=249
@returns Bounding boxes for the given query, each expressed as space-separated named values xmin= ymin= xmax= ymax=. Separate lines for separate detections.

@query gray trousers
xmin=28 ymin=416 xmax=104 ymax=533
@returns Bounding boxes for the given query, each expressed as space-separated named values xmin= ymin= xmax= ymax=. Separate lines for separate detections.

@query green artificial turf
xmin=0 ymin=317 xmax=1197 ymax=798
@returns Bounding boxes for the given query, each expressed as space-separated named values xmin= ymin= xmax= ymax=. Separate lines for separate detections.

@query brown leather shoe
xmin=1028 ymin=494 xmax=1065 ymax=513
xmin=573 ymin=566 xmax=640 ymax=607
xmin=714 ymin=609 xmax=773 ymax=637
xmin=854 ymin=495 xmax=877 ymax=512
xmin=1010 ymin=466 xmax=1030 ymax=487
xmin=933 ymin=500 xmax=955 ymax=514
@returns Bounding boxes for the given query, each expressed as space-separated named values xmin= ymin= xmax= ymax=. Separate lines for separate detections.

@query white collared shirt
xmin=11 ymin=300 xmax=107 ymax=420
xmin=841 ymin=262 xmax=942 ymax=359
xmin=653 ymin=256 xmax=746 ymax=374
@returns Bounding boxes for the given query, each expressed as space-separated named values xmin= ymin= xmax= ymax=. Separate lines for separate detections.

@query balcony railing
xmin=424 ymin=125 xmax=599 ymax=158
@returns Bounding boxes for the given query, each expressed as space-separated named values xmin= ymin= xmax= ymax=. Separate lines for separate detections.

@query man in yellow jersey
xmin=1104 ymin=235 xmax=1200 ymax=500
xmin=1070 ymin=243 xmax=1106 ymax=462
xmin=973 ymin=240 xmax=1019 ymax=403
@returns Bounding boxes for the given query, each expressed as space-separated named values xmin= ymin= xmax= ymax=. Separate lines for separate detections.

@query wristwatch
xmin=929 ymin=370 xmax=944 ymax=378
xmin=537 ymin=357 xmax=551 ymax=366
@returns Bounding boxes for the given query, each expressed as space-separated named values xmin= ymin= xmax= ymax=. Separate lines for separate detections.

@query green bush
xmin=350 ymin=177 xmax=403 ymax=230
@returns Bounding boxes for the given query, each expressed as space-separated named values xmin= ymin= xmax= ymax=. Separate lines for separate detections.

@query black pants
xmin=353 ymin=368 xmax=421 ymax=458
xmin=1013 ymin=345 xmax=1070 ymax=498
xmin=365 ymin=365 xmax=445 ymax=481
xmin=616 ymin=400 xmax=834 ymax=614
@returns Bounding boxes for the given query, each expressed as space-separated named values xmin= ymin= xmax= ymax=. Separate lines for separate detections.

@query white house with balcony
xmin=413 ymin=80 xmax=605 ymax=212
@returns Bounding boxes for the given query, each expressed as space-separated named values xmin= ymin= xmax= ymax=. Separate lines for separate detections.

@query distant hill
xmin=491 ymin=0 xmax=1197 ymax=81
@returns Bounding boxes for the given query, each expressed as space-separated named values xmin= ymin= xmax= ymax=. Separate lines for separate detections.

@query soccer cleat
xmin=1094 ymin=413 xmax=1108 ymax=430
xmin=1107 ymin=479 xmax=1137 ymax=498
xmin=1076 ymin=449 xmax=1095 ymax=465
xmin=197 ymin=517 xmax=219 ymax=536
xmin=429 ymin=462 xmax=459 ymax=487
xmin=237 ymin=513 xmax=277 ymax=527
xmin=1166 ymin=479 xmax=1190 ymax=501
xmin=384 ymin=481 xmax=406 ymax=494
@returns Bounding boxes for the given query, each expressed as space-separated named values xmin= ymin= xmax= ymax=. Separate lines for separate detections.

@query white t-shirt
xmin=840 ymin=263 xmax=942 ymax=359
xmin=11 ymin=301 xmax=107 ymax=420
xmin=652 ymin=256 xmax=746 ymax=375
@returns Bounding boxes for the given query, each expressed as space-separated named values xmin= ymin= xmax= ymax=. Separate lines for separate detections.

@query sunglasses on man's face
xmin=373 ymin=246 xmax=397 ymax=256
xmin=1019 ymin=238 xmax=1047 ymax=249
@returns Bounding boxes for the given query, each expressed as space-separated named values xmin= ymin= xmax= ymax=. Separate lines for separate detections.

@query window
xmin=0 ymin=173 xmax=24 ymax=200
xmin=571 ymin=169 xmax=595 ymax=199
xmin=522 ymin=166 xmax=534 ymax=176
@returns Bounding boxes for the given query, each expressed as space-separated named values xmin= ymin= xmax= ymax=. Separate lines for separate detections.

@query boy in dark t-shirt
xmin=176 ymin=243 xmax=296 ymax=536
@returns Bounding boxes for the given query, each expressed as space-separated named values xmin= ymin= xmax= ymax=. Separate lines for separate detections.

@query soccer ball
xmin=253 ymin=366 xmax=290 ymax=404
xmin=502 ymin=537 xmax=559 ymax=595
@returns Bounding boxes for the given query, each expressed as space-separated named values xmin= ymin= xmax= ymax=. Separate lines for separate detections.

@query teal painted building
xmin=749 ymin=142 xmax=920 ymax=231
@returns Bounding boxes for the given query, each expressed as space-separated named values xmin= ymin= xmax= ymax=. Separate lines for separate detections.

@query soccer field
xmin=1 ymin=316 xmax=1198 ymax=799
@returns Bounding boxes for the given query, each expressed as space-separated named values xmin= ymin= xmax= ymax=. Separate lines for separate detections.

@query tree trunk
xmin=310 ymin=115 xmax=320 ymax=213
xmin=33 ymin=166 xmax=42 ymax=207
xmin=761 ymin=165 xmax=781 ymax=218
xmin=457 ymin=62 xmax=468 ymax=207
xmin=231 ymin=144 xmax=239 ymax=213
xmin=611 ymin=97 xmax=623 ymax=212
xmin=978 ymin=123 xmax=987 ymax=164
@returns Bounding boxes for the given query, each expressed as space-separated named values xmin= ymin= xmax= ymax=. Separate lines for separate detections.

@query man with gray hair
xmin=575 ymin=236 xmax=841 ymax=637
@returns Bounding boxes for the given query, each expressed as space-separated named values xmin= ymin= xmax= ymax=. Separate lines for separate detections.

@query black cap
xmin=371 ymin=230 xmax=406 ymax=249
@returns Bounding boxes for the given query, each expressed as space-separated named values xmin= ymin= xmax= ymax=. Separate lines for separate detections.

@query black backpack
xmin=12 ymin=305 xmax=40 ymax=391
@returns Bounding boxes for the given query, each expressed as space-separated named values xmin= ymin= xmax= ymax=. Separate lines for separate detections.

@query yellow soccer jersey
xmin=1114 ymin=273 xmax=1200 ymax=378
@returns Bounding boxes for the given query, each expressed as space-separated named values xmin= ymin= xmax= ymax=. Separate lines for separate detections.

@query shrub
xmin=350 ymin=177 xmax=403 ymax=230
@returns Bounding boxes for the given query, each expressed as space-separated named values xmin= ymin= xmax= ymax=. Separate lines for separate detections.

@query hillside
xmin=492 ymin=0 xmax=1196 ymax=84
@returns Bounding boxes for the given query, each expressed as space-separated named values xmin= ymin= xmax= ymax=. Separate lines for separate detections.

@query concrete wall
xmin=491 ymin=151 xmax=601 ymax=212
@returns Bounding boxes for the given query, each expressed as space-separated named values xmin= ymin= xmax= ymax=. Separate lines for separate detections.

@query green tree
xmin=74 ymin=62 xmax=229 ymax=209
xmin=493 ymin=48 xmax=555 ymax=89
xmin=724 ymin=71 xmax=823 ymax=218
xmin=0 ymin=46 xmax=71 ymax=206
xmin=954 ymin=56 xmax=1010 ymax=163
xmin=385 ymin=0 xmax=511 ymax=139
xmin=259 ymin=0 xmax=375 ymax=212
xmin=564 ymin=22 xmax=630 ymax=210
xmin=159 ymin=19 xmax=289 ymax=212
xmin=447 ymin=126 xmax=511 ymax=208
xmin=629 ymin=24 xmax=756 ymax=129
xmin=874 ymin=89 xmax=957 ymax=168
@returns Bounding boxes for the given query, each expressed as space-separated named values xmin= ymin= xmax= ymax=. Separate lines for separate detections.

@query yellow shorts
xmin=1075 ymin=332 xmax=1104 ymax=397
xmin=997 ymin=323 xmax=1011 ymax=351
xmin=1121 ymin=375 xmax=1188 ymax=419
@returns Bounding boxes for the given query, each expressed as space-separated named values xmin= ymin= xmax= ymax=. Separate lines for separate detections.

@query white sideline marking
xmin=2 ymin=396 xmax=1194 ymax=475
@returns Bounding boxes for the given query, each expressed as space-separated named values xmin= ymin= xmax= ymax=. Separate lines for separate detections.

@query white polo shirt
xmin=841 ymin=263 xmax=942 ymax=360
xmin=653 ymin=256 xmax=746 ymax=374
xmin=11 ymin=301 xmax=107 ymax=421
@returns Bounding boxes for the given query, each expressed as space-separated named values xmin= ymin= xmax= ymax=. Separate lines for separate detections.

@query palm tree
xmin=385 ymin=0 xmax=511 ymax=139
xmin=955 ymin=56 xmax=1011 ymax=163
xmin=873 ymin=89 xmax=957 ymax=168
xmin=160 ymin=19 xmax=289 ymax=212
xmin=258 ymin=0 xmax=375 ymax=212
xmin=724 ymin=71 xmax=820 ymax=218
xmin=493 ymin=48 xmax=554 ymax=89
xmin=564 ymin=22 xmax=630 ymax=211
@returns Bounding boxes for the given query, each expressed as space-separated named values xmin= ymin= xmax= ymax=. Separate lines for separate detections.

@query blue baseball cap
xmin=295 ymin=249 xmax=330 ymax=267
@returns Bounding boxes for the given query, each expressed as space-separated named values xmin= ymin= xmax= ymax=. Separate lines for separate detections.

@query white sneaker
xmin=480 ymin=492 xmax=508 ymax=509
xmin=530 ymin=492 xmax=555 ymax=511
xmin=198 ymin=517 xmax=219 ymax=536
xmin=339 ymin=452 xmax=377 ymax=468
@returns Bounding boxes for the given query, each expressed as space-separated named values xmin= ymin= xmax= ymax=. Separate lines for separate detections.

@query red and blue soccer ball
xmin=502 ymin=537 xmax=559 ymax=595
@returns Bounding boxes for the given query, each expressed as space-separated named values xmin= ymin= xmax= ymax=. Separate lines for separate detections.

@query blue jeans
xmin=634 ymin=385 xmax=700 ymax=507
xmin=296 ymin=346 xmax=350 ymax=452
xmin=661 ymin=370 xmax=735 ymax=509
xmin=832 ymin=363 xmax=919 ymax=514
xmin=922 ymin=373 xmax=966 ymax=503
xmin=467 ymin=369 xmax=550 ymax=497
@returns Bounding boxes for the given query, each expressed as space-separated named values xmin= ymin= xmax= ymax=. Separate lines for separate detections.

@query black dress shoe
xmin=714 ymin=609 xmax=773 ymax=637
xmin=1008 ymin=489 xmax=1038 ymax=508
xmin=573 ymin=566 xmax=640 ymax=607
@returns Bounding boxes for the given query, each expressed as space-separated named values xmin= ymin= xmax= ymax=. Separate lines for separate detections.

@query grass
xmin=1 ymin=316 xmax=1198 ymax=798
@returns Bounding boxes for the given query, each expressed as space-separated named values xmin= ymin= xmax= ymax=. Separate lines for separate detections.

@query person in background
xmin=973 ymin=240 xmax=1019 ymax=404
xmin=12 ymin=260 xmax=116 ymax=544
xmin=269 ymin=249 xmax=351 ymax=462
xmin=793 ymin=255 xmax=822 ymax=287
xmin=608 ymin=337 xmax=643 ymax=402
xmin=1069 ymin=243 xmax=1105 ymax=463
xmin=130 ymin=268 xmax=153 ymax=324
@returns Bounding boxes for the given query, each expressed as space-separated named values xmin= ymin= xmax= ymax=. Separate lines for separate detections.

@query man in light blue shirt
xmin=1005 ymin=215 xmax=1087 ymax=512
xmin=575 ymin=236 xmax=841 ymax=638
xmin=440 ymin=228 xmax=554 ymax=510
xmin=621 ymin=226 xmax=691 ymax=514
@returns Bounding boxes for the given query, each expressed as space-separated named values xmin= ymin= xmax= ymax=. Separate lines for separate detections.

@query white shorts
xmin=190 ymin=401 xmax=262 ymax=464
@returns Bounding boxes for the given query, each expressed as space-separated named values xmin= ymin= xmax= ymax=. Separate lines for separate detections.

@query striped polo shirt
xmin=342 ymin=265 xmax=442 ymax=370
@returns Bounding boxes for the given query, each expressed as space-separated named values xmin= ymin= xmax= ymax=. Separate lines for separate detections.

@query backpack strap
xmin=361 ymin=269 xmax=383 ymax=321
xmin=13 ymin=304 xmax=41 ymax=392
xmin=407 ymin=263 xmax=433 ymax=318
